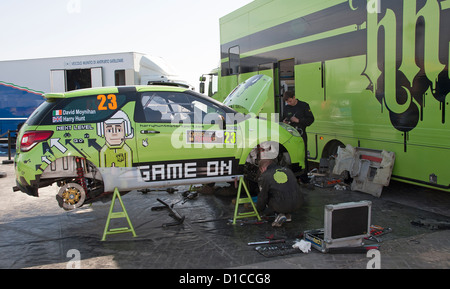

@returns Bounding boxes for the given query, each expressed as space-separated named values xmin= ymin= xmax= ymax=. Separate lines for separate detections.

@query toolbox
xmin=304 ymin=201 xmax=371 ymax=253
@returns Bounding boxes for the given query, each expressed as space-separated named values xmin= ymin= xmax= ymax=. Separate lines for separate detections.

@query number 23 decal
xmin=224 ymin=131 xmax=236 ymax=144
xmin=97 ymin=94 xmax=117 ymax=110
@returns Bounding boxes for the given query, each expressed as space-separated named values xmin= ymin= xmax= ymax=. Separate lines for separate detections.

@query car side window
xmin=140 ymin=92 xmax=227 ymax=124
xmin=141 ymin=94 xmax=165 ymax=122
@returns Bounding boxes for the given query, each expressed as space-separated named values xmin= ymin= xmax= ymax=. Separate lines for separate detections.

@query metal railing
xmin=0 ymin=129 xmax=17 ymax=164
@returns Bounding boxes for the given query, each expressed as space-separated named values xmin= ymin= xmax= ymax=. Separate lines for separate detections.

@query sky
xmin=0 ymin=0 xmax=254 ymax=90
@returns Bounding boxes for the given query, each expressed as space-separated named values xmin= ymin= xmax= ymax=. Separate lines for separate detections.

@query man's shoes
xmin=286 ymin=214 xmax=292 ymax=222
xmin=272 ymin=213 xmax=287 ymax=227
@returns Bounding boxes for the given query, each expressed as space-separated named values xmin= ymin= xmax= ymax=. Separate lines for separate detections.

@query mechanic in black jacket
xmin=256 ymin=159 xmax=304 ymax=227
xmin=282 ymin=91 xmax=315 ymax=183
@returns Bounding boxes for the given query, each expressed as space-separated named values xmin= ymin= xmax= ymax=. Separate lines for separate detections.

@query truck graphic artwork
xmin=216 ymin=0 xmax=450 ymax=191
xmin=364 ymin=0 xmax=450 ymax=133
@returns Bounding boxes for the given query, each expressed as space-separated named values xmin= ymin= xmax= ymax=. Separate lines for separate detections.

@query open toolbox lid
xmin=323 ymin=200 xmax=372 ymax=244
xmin=304 ymin=200 xmax=372 ymax=253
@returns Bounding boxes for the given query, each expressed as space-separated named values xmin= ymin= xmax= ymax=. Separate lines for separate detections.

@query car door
xmin=134 ymin=90 xmax=241 ymax=184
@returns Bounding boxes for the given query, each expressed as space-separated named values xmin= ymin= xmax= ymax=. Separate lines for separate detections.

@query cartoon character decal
xmin=97 ymin=110 xmax=134 ymax=167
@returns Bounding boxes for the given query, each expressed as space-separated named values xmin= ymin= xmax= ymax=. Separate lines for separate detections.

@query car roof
xmin=43 ymin=85 xmax=188 ymax=99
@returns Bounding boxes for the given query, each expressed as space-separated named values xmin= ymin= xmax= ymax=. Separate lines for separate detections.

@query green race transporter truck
xmin=213 ymin=0 xmax=450 ymax=191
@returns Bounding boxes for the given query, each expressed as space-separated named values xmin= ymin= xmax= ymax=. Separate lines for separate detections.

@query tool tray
xmin=254 ymin=241 xmax=301 ymax=258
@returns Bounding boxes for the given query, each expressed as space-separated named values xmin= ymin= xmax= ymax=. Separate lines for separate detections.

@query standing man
xmin=282 ymin=91 xmax=314 ymax=183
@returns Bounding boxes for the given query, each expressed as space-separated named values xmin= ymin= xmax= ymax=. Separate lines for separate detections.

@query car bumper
xmin=13 ymin=178 xmax=39 ymax=197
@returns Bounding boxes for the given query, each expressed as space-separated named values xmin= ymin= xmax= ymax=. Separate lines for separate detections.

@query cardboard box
xmin=304 ymin=201 xmax=371 ymax=253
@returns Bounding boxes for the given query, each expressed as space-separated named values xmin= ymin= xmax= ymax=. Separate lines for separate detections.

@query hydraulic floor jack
xmin=151 ymin=198 xmax=186 ymax=227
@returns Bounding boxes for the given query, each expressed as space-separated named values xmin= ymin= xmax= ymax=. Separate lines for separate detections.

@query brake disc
xmin=57 ymin=183 xmax=86 ymax=210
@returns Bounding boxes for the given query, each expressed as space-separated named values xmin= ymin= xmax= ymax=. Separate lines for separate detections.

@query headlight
xmin=279 ymin=122 xmax=300 ymax=137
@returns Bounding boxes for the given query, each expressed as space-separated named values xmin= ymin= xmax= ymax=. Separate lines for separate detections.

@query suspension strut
xmin=75 ymin=157 xmax=88 ymax=195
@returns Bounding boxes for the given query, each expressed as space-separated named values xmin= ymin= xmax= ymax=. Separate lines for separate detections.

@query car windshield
xmin=186 ymin=90 xmax=237 ymax=114
xmin=185 ymin=91 xmax=252 ymax=124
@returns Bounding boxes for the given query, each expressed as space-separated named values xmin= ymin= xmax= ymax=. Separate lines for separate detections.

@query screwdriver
xmin=248 ymin=239 xmax=285 ymax=246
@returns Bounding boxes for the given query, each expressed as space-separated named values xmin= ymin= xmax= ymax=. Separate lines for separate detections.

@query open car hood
xmin=223 ymin=74 xmax=272 ymax=114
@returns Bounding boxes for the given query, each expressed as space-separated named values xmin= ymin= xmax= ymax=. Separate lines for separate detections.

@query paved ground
xmin=0 ymin=156 xmax=449 ymax=270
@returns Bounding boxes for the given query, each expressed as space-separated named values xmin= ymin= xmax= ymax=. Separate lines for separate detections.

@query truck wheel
xmin=322 ymin=140 xmax=345 ymax=159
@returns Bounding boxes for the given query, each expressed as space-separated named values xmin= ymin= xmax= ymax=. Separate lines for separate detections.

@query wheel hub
xmin=57 ymin=183 xmax=86 ymax=210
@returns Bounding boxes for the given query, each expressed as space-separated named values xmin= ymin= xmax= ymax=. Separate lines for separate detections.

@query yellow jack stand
xmin=101 ymin=187 xmax=137 ymax=241
xmin=232 ymin=176 xmax=261 ymax=225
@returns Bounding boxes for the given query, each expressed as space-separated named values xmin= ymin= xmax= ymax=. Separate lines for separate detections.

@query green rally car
xmin=14 ymin=81 xmax=304 ymax=210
